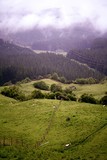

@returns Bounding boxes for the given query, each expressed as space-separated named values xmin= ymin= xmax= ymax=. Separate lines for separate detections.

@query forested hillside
xmin=67 ymin=38 xmax=107 ymax=75
xmin=0 ymin=39 xmax=102 ymax=85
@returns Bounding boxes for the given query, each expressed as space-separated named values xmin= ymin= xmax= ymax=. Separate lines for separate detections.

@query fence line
xmin=0 ymin=137 xmax=25 ymax=147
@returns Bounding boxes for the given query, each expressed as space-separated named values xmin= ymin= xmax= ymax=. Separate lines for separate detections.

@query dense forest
xmin=67 ymin=38 xmax=107 ymax=75
xmin=0 ymin=39 xmax=102 ymax=85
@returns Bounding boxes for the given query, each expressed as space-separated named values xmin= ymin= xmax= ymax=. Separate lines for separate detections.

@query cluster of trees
xmin=1 ymin=83 xmax=77 ymax=102
xmin=1 ymin=86 xmax=26 ymax=101
xmin=79 ymin=93 xmax=97 ymax=104
xmin=79 ymin=93 xmax=107 ymax=105
xmin=0 ymin=39 xmax=103 ymax=85
xmin=33 ymin=81 xmax=76 ymax=101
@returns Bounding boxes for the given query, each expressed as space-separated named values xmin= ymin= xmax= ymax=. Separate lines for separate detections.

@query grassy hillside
xmin=19 ymin=78 xmax=107 ymax=100
xmin=0 ymin=80 xmax=107 ymax=159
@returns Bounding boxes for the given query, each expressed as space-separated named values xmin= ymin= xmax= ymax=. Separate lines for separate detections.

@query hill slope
xmin=0 ymin=94 xmax=107 ymax=160
xmin=67 ymin=38 xmax=107 ymax=75
xmin=0 ymin=39 xmax=102 ymax=85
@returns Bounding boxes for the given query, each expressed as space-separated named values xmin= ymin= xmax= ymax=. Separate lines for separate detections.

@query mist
xmin=0 ymin=0 xmax=107 ymax=33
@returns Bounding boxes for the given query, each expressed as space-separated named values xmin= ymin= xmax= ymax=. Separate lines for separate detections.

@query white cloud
xmin=0 ymin=0 xmax=107 ymax=32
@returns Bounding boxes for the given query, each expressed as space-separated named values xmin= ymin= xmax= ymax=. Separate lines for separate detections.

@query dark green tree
xmin=33 ymin=81 xmax=49 ymax=90
xmin=32 ymin=90 xmax=44 ymax=99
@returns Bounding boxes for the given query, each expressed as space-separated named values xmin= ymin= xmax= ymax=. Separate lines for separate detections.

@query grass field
xmin=0 ymin=79 xmax=107 ymax=159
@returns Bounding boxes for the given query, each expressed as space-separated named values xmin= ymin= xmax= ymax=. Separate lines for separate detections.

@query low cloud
xmin=0 ymin=0 xmax=107 ymax=33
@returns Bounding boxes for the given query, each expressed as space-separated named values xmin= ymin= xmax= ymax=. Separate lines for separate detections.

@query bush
xmin=50 ymin=84 xmax=62 ymax=93
xmin=45 ymin=91 xmax=76 ymax=101
xmin=100 ymin=95 xmax=107 ymax=105
xmin=59 ymin=76 xmax=66 ymax=83
xmin=54 ymin=92 xmax=69 ymax=100
xmin=33 ymin=81 xmax=49 ymax=90
xmin=45 ymin=93 xmax=56 ymax=99
xmin=79 ymin=93 xmax=97 ymax=104
xmin=64 ymin=87 xmax=73 ymax=94
xmin=67 ymin=94 xmax=77 ymax=101
xmin=32 ymin=90 xmax=44 ymax=99
xmin=1 ymin=86 xmax=26 ymax=101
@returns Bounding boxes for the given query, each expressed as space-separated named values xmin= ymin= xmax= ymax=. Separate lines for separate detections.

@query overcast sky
xmin=0 ymin=0 xmax=107 ymax=32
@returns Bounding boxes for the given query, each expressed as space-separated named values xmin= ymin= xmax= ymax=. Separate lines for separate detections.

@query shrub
xmin=100 ymin=95 xmax=107 ymax=105
xmin=33 ymin=81 xmax=49 ymax=90
xmin=59 ymin=76 xmax=66 ymax=83
xmin=45 ymin=93 xmax=56 ymax=99
xmin=32 ymin=90 xmax=44 ymax=99
xmin=79 ymin=93 xmax=97 ymax=104
xmin=54 ymin=92 xmax=69 ymax=100
xmin=1 ymin=86 xmax=26 ymax=101
xmin=67 ymin=94 xmax=77 ymax=101
xmin=50 ymin=84 xmax=62 ymax=93
xmin=64 ymin=87 xmax=73 ymax=94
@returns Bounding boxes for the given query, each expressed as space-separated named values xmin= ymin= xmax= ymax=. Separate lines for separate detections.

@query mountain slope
xmin=67 ymin=38 xmax=107 ymax=75
xmin=0 ymin=39 xmax=103 ymax=85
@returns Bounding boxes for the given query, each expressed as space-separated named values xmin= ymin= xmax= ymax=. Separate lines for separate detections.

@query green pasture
xmin=0 ymin=92 xmax=107 ymax=159
xmin=0 ymin=79 xmax=107 ymax=159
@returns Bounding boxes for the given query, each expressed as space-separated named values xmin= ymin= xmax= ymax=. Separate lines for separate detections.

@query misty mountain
xmin=0 ymin=22 xmax=101 ymax=51
xmin=67 ymin=37 xmax=107 ymax=75
xmin=0 ymin=39 xmax=102 ymax=85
